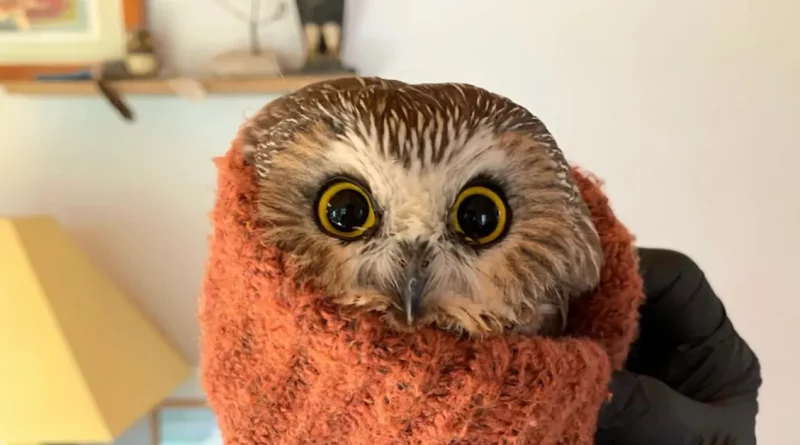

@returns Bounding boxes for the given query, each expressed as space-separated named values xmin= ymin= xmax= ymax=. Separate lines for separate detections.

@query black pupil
xmin=326 ymin=189 xmax=369 ymax=232
xmin=457 ymin=194 xmax=499 ymax=240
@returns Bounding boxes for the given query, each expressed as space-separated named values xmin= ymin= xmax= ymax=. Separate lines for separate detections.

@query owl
xmin=239 ymin=77 xmax=603 ymax=336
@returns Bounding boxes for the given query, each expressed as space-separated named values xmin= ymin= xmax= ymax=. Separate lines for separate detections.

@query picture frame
xmin=151 ymin=399 xmax=222 ymax=445
xmin=0 ymin=0 xmax=145 ymax=80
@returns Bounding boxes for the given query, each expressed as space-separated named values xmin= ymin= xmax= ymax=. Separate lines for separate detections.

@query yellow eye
xmin=315 ymin=179 xmax=378 ymax=240
xmin=451 ymin=184 xmax=509 ymax=246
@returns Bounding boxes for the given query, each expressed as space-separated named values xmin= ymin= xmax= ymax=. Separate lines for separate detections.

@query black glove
xmin=595 ymin=248 xmax=762 ymax=445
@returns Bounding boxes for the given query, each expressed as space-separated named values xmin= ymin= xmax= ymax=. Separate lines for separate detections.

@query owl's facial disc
xmin=245 ymin=77 xmax=604 ymax=336
xmin=395 ymin=181 xmax=510 ymax=325
xmin=313 ymin=172 xmax=514 ymax=328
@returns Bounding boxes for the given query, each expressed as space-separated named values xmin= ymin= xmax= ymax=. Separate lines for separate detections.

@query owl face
xmin=241 ymin=77 xmax=603 ymax=336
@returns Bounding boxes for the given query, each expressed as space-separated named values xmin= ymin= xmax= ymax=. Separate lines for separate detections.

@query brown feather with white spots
xmin=239 ymin=76 xmax=603 ymax=336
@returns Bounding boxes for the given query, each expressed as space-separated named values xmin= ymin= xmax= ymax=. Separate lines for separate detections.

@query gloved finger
xmin=595 ymin=371 xmax=715 ymax=445
xmin=631 ymin=248 xmax=761 ymax=402
xmin=636 ymin=248 xmax=725 ymax=345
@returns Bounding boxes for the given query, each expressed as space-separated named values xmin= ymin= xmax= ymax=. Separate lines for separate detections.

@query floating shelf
xmin=0 ymin=73 xmax=355 ymax=96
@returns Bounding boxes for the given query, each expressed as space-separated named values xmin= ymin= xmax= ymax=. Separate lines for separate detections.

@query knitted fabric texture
xmin=199 ymin=139 xmax=644 ymax=445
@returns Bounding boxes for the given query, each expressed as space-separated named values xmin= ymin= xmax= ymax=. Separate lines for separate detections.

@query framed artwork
xmin=151 ymin=399 xmax=222 ymax=445
xmin=0 ymin=0 xmax=145 ymax=79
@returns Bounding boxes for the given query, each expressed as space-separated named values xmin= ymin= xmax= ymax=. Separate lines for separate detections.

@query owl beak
xmin=398 ymin=241 xmax=431 ymax=325
xmin=402 ymin=269 xmax=427 ymax=325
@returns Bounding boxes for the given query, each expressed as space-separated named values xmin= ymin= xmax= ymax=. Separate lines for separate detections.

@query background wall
xmin=1 ymin=0 xmax=797 ymax=443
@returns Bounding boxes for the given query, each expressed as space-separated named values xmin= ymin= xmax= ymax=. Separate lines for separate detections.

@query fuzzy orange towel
xmin=199 ymin=139 xmax=644 ymax=444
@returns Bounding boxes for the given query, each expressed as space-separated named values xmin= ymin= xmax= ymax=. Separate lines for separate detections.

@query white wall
xmin=1 ymin=0 xmax=797 ymax=443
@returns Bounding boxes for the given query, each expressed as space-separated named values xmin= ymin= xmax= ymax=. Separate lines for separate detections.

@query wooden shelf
xmin=0 ymin=73 xmax=355 ymax=96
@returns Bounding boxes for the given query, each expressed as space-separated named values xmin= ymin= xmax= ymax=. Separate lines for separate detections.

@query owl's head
xmin=240 ymin=77 xmax=603 ymax=336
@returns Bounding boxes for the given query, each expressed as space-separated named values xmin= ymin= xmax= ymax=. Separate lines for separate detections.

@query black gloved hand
xmin=595 ymin=248 xmax=762 ymax=445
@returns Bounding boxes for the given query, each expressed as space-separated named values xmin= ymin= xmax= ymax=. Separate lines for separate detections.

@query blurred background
xmin=1 ymin=0 xmax=797 ymax=443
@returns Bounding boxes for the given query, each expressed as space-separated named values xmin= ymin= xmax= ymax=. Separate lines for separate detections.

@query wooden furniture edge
xmin=157 ymin=398 xmax=209 ymax=408
xmin=0 ymin=74 xmax=356 ymax=95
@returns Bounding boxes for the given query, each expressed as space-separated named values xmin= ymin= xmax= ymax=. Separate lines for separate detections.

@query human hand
xmin=595 ymin=248 xmax=762 ymax=445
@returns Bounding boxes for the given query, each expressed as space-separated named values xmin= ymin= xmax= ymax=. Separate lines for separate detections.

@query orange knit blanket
xmin=199 ymin=139 xmax=644 ymax=444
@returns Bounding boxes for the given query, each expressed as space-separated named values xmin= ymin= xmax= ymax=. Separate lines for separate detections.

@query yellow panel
xmin=11 ymin=216 xmax=192 ymax=437
xmin=0 ymin=219 xmax=111 ymax=443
